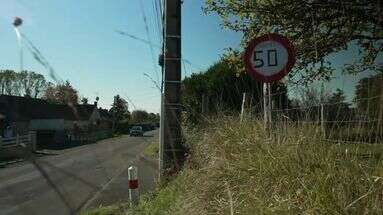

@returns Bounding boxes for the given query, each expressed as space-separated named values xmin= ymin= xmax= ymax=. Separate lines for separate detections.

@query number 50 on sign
xmin=244 ymin=34 xmax=295 ymax=83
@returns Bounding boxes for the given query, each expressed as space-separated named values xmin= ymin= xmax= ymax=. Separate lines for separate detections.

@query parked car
xmin=129 ymin=126 xmax=143 ymax=136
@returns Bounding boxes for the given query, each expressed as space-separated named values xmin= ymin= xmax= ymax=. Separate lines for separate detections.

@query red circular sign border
xmin=243 ymin=33 xmax=295 ymax=83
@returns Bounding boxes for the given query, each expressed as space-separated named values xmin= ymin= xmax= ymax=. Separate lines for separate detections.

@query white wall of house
xmin=29 ymin=119 xmax=65 ymax=131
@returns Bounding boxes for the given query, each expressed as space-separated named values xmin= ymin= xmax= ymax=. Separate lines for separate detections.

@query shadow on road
xmin=38 ymin=140 xmax=99 ymax=151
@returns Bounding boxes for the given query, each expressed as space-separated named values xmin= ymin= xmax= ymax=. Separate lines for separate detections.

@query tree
xmin=204 ymin=0 xmax=382 ymax=82
xmin=326 ymin=88 xmax=351 ymax=121
xmin=0 ymin=70 xmax=19 ymax=95
xmin=0 ymin=70 xmax=49 ymax=97
xmin=183 ymin=59 xmax=262 ymax=112
xmin=43 ymin=81 xmax=79 ymax=104
xmin=18 ymin=71 xmax=48 ymax=98
xmin=147 ymin=113 xmax=160 ymax=123
xmin=110 ymin=95 xmax=130 ymax=124
xmin=131 ymin=110 xmax=150 ymax=123
xmin=355 ymin=73 xmax=383 ymax=119
xmin=182 ymin=57 xmax=289 ymax=123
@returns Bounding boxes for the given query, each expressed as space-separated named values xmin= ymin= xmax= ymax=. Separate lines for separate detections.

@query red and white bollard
xmin=128 ymin=166 xmax=139 ymax=206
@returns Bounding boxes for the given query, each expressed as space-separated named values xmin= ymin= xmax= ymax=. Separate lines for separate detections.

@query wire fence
xmin=258 ymin=81 xmax=383 ymax=144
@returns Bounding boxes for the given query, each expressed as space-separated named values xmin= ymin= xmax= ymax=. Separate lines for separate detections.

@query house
xmin=0 ymin=95 xmax=111 ymax=145
xmin=98 ymin=108 xmax=113 ymax=130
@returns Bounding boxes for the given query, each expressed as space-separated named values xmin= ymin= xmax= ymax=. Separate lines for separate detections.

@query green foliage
xmin=131 ymin=110 xmax=159 ymax=124
xmin=131 ymin=110 xmax=149 ymax=123
xmin=204 ymin=0 xmax=383 ymax=82
xmin=109 ymin=95 xmax=130 ymax=124
xmin=130 ymin=180 xmax=183 ymax=215
xmin=183 ymin=60 xmax=262 ymax=118
xmin=182 ymin=59 xmax=288 ymax=123
xmin=326 ymin=88 xmax=352 ymax=121
xmin=43 ymin=81 xmax=79 ymax=104
xmin=148 ymin=113 xmax=160 ymax=123
xmin=0 ymin=69 xmax=49 ymax=97
xmin=115 ymin=121 xmax=130 ymax=134
xmin=143 ymin=141 xmax=159 ymax=158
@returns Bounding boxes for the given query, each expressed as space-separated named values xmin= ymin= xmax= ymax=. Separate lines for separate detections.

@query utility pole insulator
xmin=158 ymin=54 xmax=164 ymax=67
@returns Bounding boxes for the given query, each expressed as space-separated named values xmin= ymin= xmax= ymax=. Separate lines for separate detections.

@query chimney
xmin=94 ymin=96 xmax=99 ymax=107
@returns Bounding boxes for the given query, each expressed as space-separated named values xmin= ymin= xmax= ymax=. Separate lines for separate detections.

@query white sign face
xmin=251 ymin=41 xmax=289 ymax=76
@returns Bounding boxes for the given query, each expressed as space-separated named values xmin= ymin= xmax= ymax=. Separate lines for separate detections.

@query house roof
xmin=98 ymin=108 xmax=112 ymax=121
xmin=0 ymin=95 xmax=96 ymax=121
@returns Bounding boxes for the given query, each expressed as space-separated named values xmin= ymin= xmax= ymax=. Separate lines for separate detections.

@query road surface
xmin=0 ymin=130 xmax=158 ymax=215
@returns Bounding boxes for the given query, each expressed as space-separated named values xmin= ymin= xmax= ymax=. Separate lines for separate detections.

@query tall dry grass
xmin=131 ymin=116 xmax=383 ymax=214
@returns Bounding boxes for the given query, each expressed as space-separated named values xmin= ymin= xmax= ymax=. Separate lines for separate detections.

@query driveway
xmin=0 ymin=130 xmax=159 ymax=215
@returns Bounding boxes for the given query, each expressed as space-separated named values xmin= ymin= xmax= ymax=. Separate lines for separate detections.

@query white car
xmin=129 ymin=126 xmax=143 ymax=136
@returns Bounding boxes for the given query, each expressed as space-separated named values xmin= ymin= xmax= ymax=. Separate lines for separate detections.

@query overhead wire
xmin=116 ymin=31 xmax=204 ymax=74
xmin=139 ymin=0 xmax=161 ymax=88
xmin=152 ymin=0 xmax=162 ymax=44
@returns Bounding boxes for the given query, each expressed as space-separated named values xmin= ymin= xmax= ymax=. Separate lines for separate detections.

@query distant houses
xmin=0 ymin=95 xmax=112 ymax=146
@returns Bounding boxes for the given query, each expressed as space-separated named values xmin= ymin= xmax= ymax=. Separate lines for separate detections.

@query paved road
xmin=0 ymin=130 xmax=158 ymax=215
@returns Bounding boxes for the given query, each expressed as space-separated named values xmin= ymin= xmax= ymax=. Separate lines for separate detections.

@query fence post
xmin=128 ymin=166 xmax=139 ymax=206
xmin=263 ymin=83 xmax=268 ymax=130
xmin=240 ymin=92 xmax=247 ymax=122
xmin=321 ymin=103 xmax=326 ymax=138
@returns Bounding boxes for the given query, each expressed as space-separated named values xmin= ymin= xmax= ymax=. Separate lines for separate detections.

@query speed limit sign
xmin=244 ymin=34 xmax=295 ymax=83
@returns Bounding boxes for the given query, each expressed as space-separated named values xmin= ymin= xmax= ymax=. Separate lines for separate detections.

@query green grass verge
xmin=143 ymin=141 xmax=159 ymax=159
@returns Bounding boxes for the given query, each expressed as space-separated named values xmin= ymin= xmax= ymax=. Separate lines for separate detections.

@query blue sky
xmin=0 ymin=0 xmax=378 ymax=113
xmin=0 ymin=0 xmax=240 ymax=113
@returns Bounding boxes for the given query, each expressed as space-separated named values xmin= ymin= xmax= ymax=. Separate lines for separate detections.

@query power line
xmin=116 ymin=30 xmax=204 ymax=73
xmin=152 ymin=0 xmax=162 ymax=43
xmin=139 ymin=0 xmax=161 ymax=87
xmin=115 ymin=30 xmax=161 ymax=48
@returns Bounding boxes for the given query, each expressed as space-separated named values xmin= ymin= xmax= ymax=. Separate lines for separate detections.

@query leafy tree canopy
xmin=43 ymin=81 xmax=79 ymax=105
xmin=182 ymin=57 xmax=289 ymax=123
xmin=204 ymin=0 xmax=383 ymax=82
xmin=109 ymin=95 xmax=130 ymax=123
xmin=355 ymin=73 xmax=383 ymax=118
xmin=0 ymin=70 xmax=49 ymax=98
xmin=131 ymin=110 xmax=150 ymax=124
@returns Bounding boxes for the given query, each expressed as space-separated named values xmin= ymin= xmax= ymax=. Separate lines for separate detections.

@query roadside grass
xmin=143 ymin=141 xmax=159 ymax=159
xmin=86 ymin=117 xmax=383 ymax=214
xmin=82 ymin=203 xmax=129 ymax=215
xmin=130 ymin=117 xmax=383 ymax=214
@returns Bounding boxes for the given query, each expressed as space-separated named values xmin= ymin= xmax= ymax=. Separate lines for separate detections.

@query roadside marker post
xmin=128 ymin=166 xmax=139 ymax=206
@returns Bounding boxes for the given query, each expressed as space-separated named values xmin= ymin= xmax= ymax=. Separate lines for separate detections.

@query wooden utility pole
xmin=161 ymin=0 xmax=184 ymax=176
